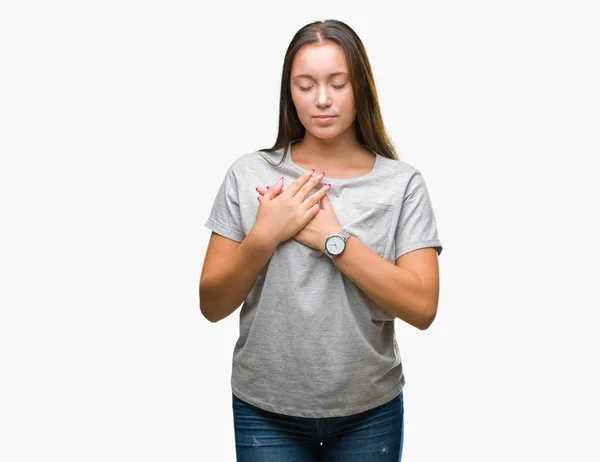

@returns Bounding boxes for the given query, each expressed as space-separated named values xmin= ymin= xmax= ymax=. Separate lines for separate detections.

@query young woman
xmin=200 ymin=19 xmax=443 ymax=461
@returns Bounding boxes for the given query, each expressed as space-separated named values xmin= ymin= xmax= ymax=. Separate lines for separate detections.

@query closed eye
xmin=298 ymin=84 xmax=347 ymax=92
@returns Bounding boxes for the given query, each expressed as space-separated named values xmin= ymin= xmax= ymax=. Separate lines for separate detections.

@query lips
xmin=314 ymin=115 xmax=335 ymax=119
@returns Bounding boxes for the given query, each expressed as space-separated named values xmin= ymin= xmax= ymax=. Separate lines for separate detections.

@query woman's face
xmin=290 ymin=41 xmax=356 ymax=140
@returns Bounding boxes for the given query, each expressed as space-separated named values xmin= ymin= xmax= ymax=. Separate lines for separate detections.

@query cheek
xmin=291 ymin=94 xmax=310 ymax=119
xmin=341 ymin=95 xmax=356 ymax=120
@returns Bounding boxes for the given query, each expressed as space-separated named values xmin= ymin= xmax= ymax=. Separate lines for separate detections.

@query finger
xmin=304 ymin=201 xmax=321 ymax=221
xmin=319 ymin=188 xmax=332 ymax=208
xmin=263 ymin=177 xmax=284 ymax=200
xmin=258 ymin=185 xmax=285 ymax=197
xmin=281 ymin=169 xmax=315 ymax=198
xmin=295 ymin=171 xmax=326 ymax=202
xmin=303 ymin=183 xmax=331 ymax=210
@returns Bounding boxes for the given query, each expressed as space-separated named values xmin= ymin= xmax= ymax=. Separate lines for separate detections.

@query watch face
xmin=326 ymin=235 xmax=345 ymax=255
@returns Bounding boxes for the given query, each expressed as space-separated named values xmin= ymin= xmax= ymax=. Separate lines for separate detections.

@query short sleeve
xmin=204 ymin=161 xmax=246 ymax=242
xmin=394 ymin=171 xmax=443 ymax=259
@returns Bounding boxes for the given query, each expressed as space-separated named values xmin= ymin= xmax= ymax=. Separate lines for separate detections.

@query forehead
xmin=291 ymin=41 xmax=348 ymax=78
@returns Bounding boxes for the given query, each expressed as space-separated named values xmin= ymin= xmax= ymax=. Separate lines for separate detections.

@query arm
xmin=200 ymin=170 xmax=328 ymax=323
xmin=331 ymin=240 xmax=440 ymax=330
xmin=199 ymin=229 xmax=276 ymax=323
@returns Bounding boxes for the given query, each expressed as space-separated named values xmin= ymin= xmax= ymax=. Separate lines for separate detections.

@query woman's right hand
xmin=252 ymin=169 xmax=331 ymax=246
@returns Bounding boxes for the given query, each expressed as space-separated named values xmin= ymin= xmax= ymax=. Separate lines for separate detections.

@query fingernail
xmin=255 ymin=187 xmax=260 ymax=191
xmin=318 ymin=172 xmax=325 ymax=179
xmin=257 ymin=196 xmax=261 ymax=201
xmin=266 ymin=186 xmax=270 ymax=189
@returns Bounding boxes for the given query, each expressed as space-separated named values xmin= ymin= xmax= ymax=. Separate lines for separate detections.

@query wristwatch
xmin=323 ymin=230 xmax=351 ymax=259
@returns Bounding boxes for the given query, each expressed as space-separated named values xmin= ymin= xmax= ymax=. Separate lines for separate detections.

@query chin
xmin=305 ymin=126 xmax=349 ymax=141
xmin=312 ymin=129 xmax=337 ymax=137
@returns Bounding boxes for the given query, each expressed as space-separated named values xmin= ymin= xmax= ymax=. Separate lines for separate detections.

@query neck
xmin=293 ymin=132 xmax=366 ymax=165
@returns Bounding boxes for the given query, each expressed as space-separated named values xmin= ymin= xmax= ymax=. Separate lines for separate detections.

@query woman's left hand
xmin=256 ymin=182 xmax=343 ymax=251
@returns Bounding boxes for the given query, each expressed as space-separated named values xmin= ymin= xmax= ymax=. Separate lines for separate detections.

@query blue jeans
xmin=232 ymin=392 xmax=404 ymax=461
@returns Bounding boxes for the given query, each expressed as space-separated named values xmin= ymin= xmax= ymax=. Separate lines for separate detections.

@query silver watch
xmin=323 ymin=230 xmax=351 ymax=259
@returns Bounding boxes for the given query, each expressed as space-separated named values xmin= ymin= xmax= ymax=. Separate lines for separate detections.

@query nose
xmin=315 ymin=86 xmax=331 ymax=108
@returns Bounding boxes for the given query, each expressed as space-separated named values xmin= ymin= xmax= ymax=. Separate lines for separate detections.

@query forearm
xmin=332 ymin=237 xmax=437 ymax=329
xmin=200 ymin=230 xmax=277 ymax=323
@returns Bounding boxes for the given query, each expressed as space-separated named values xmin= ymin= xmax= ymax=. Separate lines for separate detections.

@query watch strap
xmin=338 ymin=229 xmax=350 ymax=240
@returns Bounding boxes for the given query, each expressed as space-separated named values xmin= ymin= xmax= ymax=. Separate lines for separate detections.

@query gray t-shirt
xmin=204 ymin=141 xmax=443 ymax=418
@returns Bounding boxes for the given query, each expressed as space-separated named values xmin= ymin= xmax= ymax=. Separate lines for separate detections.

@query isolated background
xmin=1 ymin=1 xmax=599 ymax=460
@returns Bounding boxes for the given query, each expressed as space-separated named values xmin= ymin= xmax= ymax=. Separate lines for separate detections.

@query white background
xmin=1 ymin=1 xmax=599 ymax=461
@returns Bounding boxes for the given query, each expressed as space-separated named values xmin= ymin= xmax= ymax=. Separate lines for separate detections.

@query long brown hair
xmin=259 ymin=19 xmax=398 ymax=165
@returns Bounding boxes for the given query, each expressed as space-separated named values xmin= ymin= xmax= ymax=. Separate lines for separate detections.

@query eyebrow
xmin=292 ymin=72 xmax=348 ymax=80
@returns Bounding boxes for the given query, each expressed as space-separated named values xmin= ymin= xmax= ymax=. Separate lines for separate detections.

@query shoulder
xmin=373 ymin=156 xmax=435 ymax=206
xmin=228 ymin=149 xmax=280 ymax=173
xmin=220 ymin=150 xmax=265 ymax=180
xmin=376 ymin=155 xmax=423 ymax=183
